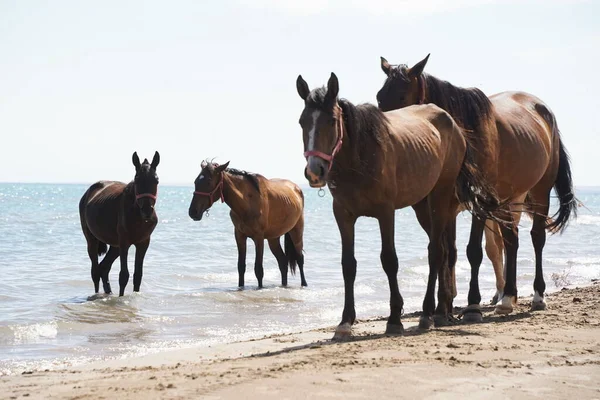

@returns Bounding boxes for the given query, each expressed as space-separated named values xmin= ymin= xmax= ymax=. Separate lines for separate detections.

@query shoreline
xmin=2 ymin=281 xmax=599 ymax=399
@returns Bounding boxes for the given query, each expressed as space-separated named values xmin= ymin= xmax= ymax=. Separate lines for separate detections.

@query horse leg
xmin=235 ymin=228 xmax=247 ymax=288
xmin=377 ymin=210 xmax=404 ymax=335
xmin=494 ymin=193 xmax=527 ymax=313
xmin=486 ymin=220 xmax=505 ymax=305
xmin=133 ymin=240 xmax=150 ymax=292
xmin=419 ymin=195 xmax=451 ymax=330
xmin=495 ymin=209 xmax=520 ymax=314
xmin=435 ymin=217 xmax=457 ymax=323
xmin=529 ymin=189 xmax=551 ymax=311
xmin=332 ymin=202 xmax=357 ymax=340
xmin=86 ymin=238 xmax=101 ymax=294
xmin=252 ymin=237 xmax=265 ymax=288
xmin=118 ymin=244 xmax=130 ymax=296
xmin=99 ymin=246 xmax=119 ymax=294
xmin=268 ymin=238 xmax=288 ymax=287
xmin=462 ymin=214 xmax=485 ymax=322
xmin=288 ymin=217 xmax=307 ymax=287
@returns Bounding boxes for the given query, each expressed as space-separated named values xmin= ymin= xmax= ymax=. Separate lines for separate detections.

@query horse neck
xmin=222 ymin=172 xmax=252 ymax=215
xmin=329 ymin=101 xmax=382 ymax=184
xmin=123 ymin=182 xmax=136 ymax=205
xmin=120 ymin=182 xmax=140 ymax=218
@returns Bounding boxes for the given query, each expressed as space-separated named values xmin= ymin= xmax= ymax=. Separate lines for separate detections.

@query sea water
xmin=1 ymin=183 xmax=598 ymax=375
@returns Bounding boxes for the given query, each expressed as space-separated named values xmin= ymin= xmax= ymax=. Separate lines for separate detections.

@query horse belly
xmin=264 ymin=212 xmax=300 ymax=239
xmin=393 ymin=151 xmax=445 ymax=209
xmin=84 ymin=206 xmax=120 ymax=246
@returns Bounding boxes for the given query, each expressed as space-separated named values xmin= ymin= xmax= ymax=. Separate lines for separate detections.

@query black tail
xmin=456 ymin=131 xmax=503 ymax=223
xmin=545 ymin=134 xmax=578 ymax=234
xmin=284 ymin=232 xmax=298 ymax=276
xmin=98 ymin=242 xmax=108 ymax=257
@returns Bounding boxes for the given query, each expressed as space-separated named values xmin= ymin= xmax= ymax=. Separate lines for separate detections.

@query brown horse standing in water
xmin=296 ymin=72 xmax=500 ymax=338
xmin=376 ymin=54 xmax=577 ymax=319
xmin=188 ymin=161 xmax=307 ymax=288
xmin=79 ymin=152 xmax=160 ymax=297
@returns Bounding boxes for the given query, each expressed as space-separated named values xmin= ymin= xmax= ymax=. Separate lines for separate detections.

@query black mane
xmin=389 ymin=66 xmax=493 ymax=133
xmin=306 ymin=87 xmax=388 ymax=174
xmin=225 ymin=167 xmax=261 ymax=192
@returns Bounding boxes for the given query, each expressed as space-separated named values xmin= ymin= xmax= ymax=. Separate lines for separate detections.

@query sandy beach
xmin=2 ymin=282 xmax=599 ymax=400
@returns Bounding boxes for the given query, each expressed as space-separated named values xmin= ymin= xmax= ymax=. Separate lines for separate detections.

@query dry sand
xmin=2 ymin=282 xmax=600 ymax=399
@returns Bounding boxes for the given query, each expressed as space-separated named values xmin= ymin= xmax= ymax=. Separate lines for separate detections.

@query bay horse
xmin=376 ymin=54 xmax=577 ymax=319
xmin=296 ymin=72 xmax=500 ymax=338
xmin=79 ymin=151 xmax=160 ymax=297
xmin=188 ymin=161 xmax=307 ymax=288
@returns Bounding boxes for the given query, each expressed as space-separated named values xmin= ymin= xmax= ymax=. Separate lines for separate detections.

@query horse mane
xmin=225 ymin=168 xmax=261 ymax=193
xmin=306 ymin=87 xmax=388 ymax=174
xmin=389 ymin=66 xmax=493 ymax=132
xmin=423 ymin=73 xmax=493 ymax=133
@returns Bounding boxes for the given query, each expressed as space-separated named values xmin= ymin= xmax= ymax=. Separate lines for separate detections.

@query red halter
xmin=135 ymin=188 xmax=158 ymax=201
xmin=193 ymin=174 xmax=224 ymax=206
xmin=303 ymin=107 xmax=344 ymax=171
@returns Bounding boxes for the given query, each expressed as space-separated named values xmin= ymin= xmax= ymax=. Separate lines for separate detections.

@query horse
xmin=79 ymin=152 xmax=160 ymax=297
xmin=296 ymin=72 xmax=500 ymax=338
xmin=188 ymin=161 xmax=307 ymax=288
xmin=376 ymin=54 xmax=577 ymax=320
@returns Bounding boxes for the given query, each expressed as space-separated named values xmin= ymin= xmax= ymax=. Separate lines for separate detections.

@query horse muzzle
xmin=304 ymin=158 xmax=328 ymax=188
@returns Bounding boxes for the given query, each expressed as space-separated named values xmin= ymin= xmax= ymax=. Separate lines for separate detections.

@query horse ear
xmin=326 ymin=72 xmax=339 ymax=103
xmin=381 ymin=56 xmax=391 ymax=75
xmin=296 ymin=75 xmax=310 ymax=101
xmin=201 ymin=159 xmax=208 ymax=169
xmin=151 ymin=151 xmax=160 ymax=169
xmin=215 ymin=161 xmax=230 ymax=173
xmin=408 ymin=53 xmax=430 ymax=78
xmin=132 ymin=152 xmax=141 ymax=169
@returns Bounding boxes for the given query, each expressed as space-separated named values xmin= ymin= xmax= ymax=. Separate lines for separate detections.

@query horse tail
xmin=545 ymin=117 xmax=577 ymax=234
xmin=455 ymin=129 xmax=502 ymax=222
xmin=284 ymin=232 xmax=298 ymax=276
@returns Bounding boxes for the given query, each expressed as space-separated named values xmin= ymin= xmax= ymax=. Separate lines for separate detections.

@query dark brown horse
xmin=79 ymin=152 xmax=160 ymax=297
xmin=376 ymin=54 xmax=577 ymax=319
xmin=296 ymin=72 xmax=500 ymax=338
xmin=188 ymin=161 xmax=307 ymax=288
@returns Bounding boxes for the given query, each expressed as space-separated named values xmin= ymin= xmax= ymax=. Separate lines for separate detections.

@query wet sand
xmin=2 ymin=282 xmax=600 ymax=399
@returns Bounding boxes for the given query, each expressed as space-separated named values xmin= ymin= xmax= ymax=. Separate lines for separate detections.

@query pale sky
xmin=1 ymin=0 xmax=598 ymax=186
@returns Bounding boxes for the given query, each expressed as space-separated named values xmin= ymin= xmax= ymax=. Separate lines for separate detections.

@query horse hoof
xmin=87 ymin=293 xmax=109 ymax=301
xmin=531 ymin=301 xmax=547 ymax=311
xmin=433 ymin=315 xmax=451 ymax=327
xmin=461 ymin=306 xmax=483 ymax=323
xmin=385 ymin=322 xmax=404 ymax=335
xmin=332 ymin=323 xmax=352 ymax=341
xmin=418 ymin=316 xmax=434 ymax=330
xmin=495 ymin=296 xmax=515 ymax=315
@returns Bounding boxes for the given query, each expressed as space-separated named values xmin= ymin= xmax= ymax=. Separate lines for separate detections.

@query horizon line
xmin=1 ymin=181 xmax=599 ymax=191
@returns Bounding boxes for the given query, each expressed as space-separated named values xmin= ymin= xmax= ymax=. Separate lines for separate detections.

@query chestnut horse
xmin=376 ymin=54 xmax=577 ymax=319
xmin=79 ymin=152 xmax=160 ymax=297
xmin=188 ymin=161 xmax=307 ymax=288
xmin=296 ymin=72 xmax=500 ymax=338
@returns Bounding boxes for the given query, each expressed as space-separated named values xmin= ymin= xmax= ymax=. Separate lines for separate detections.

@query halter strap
xmin=303 ymin=106 xmax=344 ymax=171
xmin=135 ymin=188 xmax=158 ymax=201
xmin=193 ymin=174 xmax=225 ymax=206
xmin=417 ymin=74 xmax=427 ymax=105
